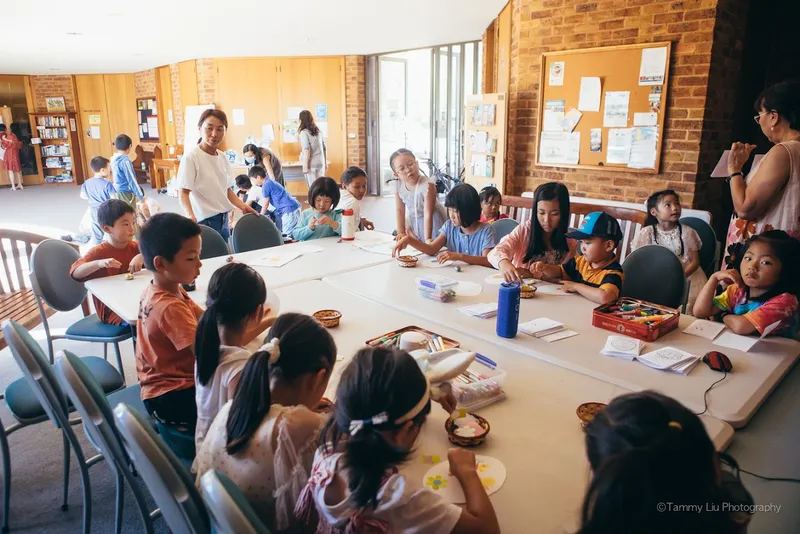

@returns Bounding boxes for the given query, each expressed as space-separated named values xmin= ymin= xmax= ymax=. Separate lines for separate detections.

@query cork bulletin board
xmin=535 ymin=42 xmax=671 ymax=174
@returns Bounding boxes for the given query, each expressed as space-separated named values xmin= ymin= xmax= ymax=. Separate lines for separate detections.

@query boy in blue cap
xmin=531 ymin=211 xmax=624 ymax=304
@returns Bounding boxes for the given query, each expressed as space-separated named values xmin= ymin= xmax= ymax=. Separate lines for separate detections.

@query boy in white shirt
xmin=338 ymin=166 xmax=374 ymax=231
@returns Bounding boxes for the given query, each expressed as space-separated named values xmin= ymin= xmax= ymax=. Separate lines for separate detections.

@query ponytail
xmin=345 ymin=426 xmax=409 ymax=508
xmin=195 ymin=303 xmax=222 ymax=386
xmin=225 ymin=348 xmax=273 ymax=455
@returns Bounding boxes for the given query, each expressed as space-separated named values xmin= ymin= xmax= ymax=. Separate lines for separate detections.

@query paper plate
xmin=422 ymin=455 xmax=506 ymax=503
xmin=535 ymin=283 xmax=576 ymax=296
xmin=484 ymin=274 xmax=536 ymax=286
xmin=454 ymin=281 xmax=482 ymax=297
xmin=421 ymin=257 xmax=455 ymax=268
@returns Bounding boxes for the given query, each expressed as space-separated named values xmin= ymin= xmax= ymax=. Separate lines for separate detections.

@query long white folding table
xmin=269 ymin=281 xmax=733 ymax=534
xmin=323 ymin=261 xmax=800 ymax=427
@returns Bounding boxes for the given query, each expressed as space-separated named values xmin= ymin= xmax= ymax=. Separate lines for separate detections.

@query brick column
xmin=344 ymin=56 xmax=367 ymax=169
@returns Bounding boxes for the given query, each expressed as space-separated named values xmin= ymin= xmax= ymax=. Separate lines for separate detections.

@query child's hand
xmin=257 ymin=314 xmax=276 ymax=332
xmin=530 ymin=262 xmax=545 ymax=279
xmin=317 ymin=215 xmax=332 ymax=227
xmin=128 ymin=254 xmax=144 ymax=273
xmin=98 ymin=258 xmax=122 ymax=270
xmin=437 ymin=251 xmax=461 ymax=264
xmin=437 ymin=392 xmax=458 ymax=414
xmin=713 ymin=269 xmax=744 ymax=288
xmin=393 ymin=236 xmax=410 ymax=257
xmin=309 ymin=217 xmax=317 ymax=231
xmin=362 ymin=218 xmax=375 ymax=231
xmin=448 ymin=448 xmax=478 ymax=480
xmin=499 ymin=260 xmax=522 ymax=283
xmin=559 ymin=280 xmax=580 ymax=293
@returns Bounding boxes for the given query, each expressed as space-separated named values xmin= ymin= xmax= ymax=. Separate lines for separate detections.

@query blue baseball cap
xmin=566 ymin=212 xmax=623 ymax=241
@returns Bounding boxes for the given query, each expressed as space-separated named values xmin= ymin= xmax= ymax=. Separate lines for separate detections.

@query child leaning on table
xmin=578 ymin=391 xmax=750 ymax=534
xmin=293 ymin=176 xmax=343 ymax=241
xmin=136 ymin=213 xmax=204 ymax=434
xmin=531 ymin=211 xmax=624 ymax=305
xmin=693 ymin=230 xmax=800 ymax=338
xmin=393 ymin=183 xmax=497 ymax=267
xmin=70 ymin=199 xmax=144 ymax=327
xmin=249 ymin=165 xmax=302 ymax=235
xmin=294 ymin=346 xmax=500 ymax=534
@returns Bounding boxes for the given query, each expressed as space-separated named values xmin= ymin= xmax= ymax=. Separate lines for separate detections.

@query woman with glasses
xmin=723 ymin=80 xmax=800 ymax=268
xmin=390 ymin=148 xmax=447 ymax=241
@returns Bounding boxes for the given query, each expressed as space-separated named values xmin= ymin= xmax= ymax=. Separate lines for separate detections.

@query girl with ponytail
xmin=578 ymin=390 xmax=745 ymax=534
xmin=193 ymin=262 xmax=274 ymax=451
xmin=194 ymin=312 xmax=336 ymax=532
xmin=294 ymin=347 xmax=500 ymax=534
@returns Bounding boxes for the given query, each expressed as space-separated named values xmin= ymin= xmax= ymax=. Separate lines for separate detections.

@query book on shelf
xmin=36 ymin=116 xmax=67 ymax=127
xmin=40 ymin=144 xmax=70 ymax=157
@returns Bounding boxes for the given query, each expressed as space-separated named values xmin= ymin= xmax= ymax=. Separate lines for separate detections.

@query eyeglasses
xmin=753 ymin=110 xmax=774 ymax=124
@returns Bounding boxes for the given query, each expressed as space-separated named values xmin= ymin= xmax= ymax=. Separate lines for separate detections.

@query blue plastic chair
xmin=200 ymin=471 xmax=272 ymax=534
xmin=1 ymin=320 xmax=126 ymax=534
xmin=492 ymin=218 xmax=519 ymax=242
xmin=680 ymin=216 xmax=719 ymax=277
xmin=29 ymin=239 xmax=134 ymax=381
xmin=621 ymin=245 xmax=687 ymax=309
xmin=199 ymin=225 xmax=230 ymax=260
xmin=55 ymin=350 xmax=159 ymax=534
xmin=114 ymin=403 xmax=210 ymax=534
xmin=231 ymin=214 xmax=283 ymax=253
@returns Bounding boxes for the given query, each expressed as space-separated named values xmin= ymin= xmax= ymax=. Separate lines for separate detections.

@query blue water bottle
xmin=496 ymin=282 xmax=521 ymax=338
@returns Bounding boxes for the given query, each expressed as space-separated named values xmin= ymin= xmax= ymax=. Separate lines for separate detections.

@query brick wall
xmin=196 ymin=59 xmax=217 ymax=105
xmin=344 ymin=56 xmax=367 ymax=168
xmin=134 ymin=69 xmax=158 ymax=151
xmin=29 ymin=75 xmax=77 ymax=113
xmin=169 ymin=64 xmax=184 ymax=145
xmin=504 ymin=0 xmax=748 ymax=212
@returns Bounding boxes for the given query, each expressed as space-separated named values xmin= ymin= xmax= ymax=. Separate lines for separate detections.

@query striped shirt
xmin=561 ymin=255 xmax=624 ymax=299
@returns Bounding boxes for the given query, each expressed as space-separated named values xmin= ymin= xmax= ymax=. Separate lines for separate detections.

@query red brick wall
xmin=344 ymin=56 xmax=367 ymax=168
xmin=134 ymin=70 xmax=158 ymax=151
xmin=504 ymin=0 xmax=748 ymax=212
xmin=196 ymin=59 xmax=217 ymax=105
xmin=29 ymin=75 xmax=77 ymax=113
xmin=169 ymin=64 xmax=184 ymax=145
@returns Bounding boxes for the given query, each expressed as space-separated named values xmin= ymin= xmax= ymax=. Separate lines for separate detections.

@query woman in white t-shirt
xmin=177 ymin=109 xmax=257 ymax=242
xmin=298 ymin=110 xmax=326 ymax=187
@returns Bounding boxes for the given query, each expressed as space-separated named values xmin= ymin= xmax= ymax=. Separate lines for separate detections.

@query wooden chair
xmin=132 ymin=146 xmax=154 ymax=186
xmin=569 ymin=202 xmax=647 ymax=263
xmin=0 ymin=230 xmax=86 ymax=351
xmin=499 ymin=195 xmax=533 ymax=224
xmin=149 ymin=146 xmax=167 ymax=191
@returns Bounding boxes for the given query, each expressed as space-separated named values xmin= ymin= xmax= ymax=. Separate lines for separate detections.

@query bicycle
xmin=419 ymin=158 xmax=463 ymax=194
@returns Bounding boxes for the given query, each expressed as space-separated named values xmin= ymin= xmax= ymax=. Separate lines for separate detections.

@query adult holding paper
xmin=177 ymin=109 xmax=257 ymax=242
xmin=724 ymin=80 xmax=800 ymax=268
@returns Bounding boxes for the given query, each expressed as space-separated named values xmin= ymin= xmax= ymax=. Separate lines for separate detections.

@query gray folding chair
xmin=492 ymin=218 xmax=519 ymax=242
xmin=200 ymin=471 xmax=271 ymax=534
xmin=621 ymin=245 xmax=687 ymax=309
xmin=55 ymin=350 xmax=159 ymax=534
xmin=231 ymin=214 xmax=283 ymax=253
xmin=29 ymin=239 xmax=133 ymax=381
xmin=680 ymin=216 xmax=719 ymax=276
xmin=1 ymin=320 xmax=126 ymax=534
xmin=199 ymin=225 xmax=230 ymax=260
xmin=113 ymin=403 xmax=210 ymax=534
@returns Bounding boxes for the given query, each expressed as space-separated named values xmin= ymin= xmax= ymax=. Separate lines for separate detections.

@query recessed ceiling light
xmin=50 ymin=68 xmax=61 ymax=71
xmin=66 ymin=32 xmax=82 ymax=36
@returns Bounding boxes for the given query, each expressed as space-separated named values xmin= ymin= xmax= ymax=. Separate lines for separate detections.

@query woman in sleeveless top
xmin=298 ymin=110 xmax=326 ymax=188
xmin=724 ymin=81 xmax=800 ymax=268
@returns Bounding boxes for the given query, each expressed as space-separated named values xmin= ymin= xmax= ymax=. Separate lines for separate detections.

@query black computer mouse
xmin=703 ymin=351 xmax=733 ymax=373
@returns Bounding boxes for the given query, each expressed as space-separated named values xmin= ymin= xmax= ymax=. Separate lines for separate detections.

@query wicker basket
xmin=313 ymin=309 xmax=342 ymax=328
xmin=577 ymin=402 xmax=607 ymax=428
xmin=445 ymin=413 xmax=490 ymax=447
xmin=397 ymin=255 xmax=418 ymax=268
xmin=520 ymin=285 xmax=537 ymax=299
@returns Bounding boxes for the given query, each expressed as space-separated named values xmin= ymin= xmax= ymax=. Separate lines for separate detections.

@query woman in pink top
xmin=489 ymin=182 xmax=577 ymax=282
xmin=724 ymin=80 xmax=800 ymax=268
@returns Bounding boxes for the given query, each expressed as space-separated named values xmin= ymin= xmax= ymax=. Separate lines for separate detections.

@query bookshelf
xmin=31 ymin=112 xmax=85 ymax=185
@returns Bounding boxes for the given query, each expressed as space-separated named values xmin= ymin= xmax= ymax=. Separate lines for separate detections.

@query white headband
xmin=349 ymin=375 xmax=431 ymax=435
xmin=259 ymin=338 xmax=281 ymax=365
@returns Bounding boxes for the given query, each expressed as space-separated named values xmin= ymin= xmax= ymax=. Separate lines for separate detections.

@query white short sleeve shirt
xmin=177 ymin=145 xmax=235 ymax=222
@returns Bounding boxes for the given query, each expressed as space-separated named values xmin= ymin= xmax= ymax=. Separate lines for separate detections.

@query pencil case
xmin=592 ymin=297 xmax=680 ymax=342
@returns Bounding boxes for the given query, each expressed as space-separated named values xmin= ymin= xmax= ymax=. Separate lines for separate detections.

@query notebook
xmin=458 ymin=302 xmax=498 ymax=319
xmin=601 ymin=335 xmax=645 ymax=360
xmin=635 ymin=347 xmax=700 ymax=375
xmin=519 ymin=318 xmax=579 ymax=343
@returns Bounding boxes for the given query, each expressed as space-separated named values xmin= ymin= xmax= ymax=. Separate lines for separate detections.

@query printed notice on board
xmin=549 ymin=62 xmax=565 ymax=86
xmin=607 ymin=129 xmax=633 ymax=164
xmin=628 ymin=127 xmax=659 ymax=169
xmin=543 ymin=100 xmax=565 ymax=132
xmin=639 ymin=47 xmax=668 ymax=86
xmin=603 ymin=91 xmax=630 ymax=127
xmin=539 ymin=132 xmax=580 ymax=165
xmin=578 ymin=77 xmax=601 ymax=112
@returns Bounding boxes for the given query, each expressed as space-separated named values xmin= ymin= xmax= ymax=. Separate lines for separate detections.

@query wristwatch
xmin=726 ymin=172 xmax=743 ymax=183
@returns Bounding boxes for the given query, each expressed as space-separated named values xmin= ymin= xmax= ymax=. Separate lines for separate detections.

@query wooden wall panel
xmin=497 ymin=3 xmax=511 ymax=94
xmin=103 ymin=74 xmax=139 ymax=148
xmin=156 ymin=66 xmax=177 ymax=149
xmin=178 ymin=60 xmax=199 ymax=109
xmin=75 ymin=74 xmax=113 ymax=172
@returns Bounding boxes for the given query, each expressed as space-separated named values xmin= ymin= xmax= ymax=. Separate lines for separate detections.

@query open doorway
xmin=0 ymin=76 xmax=39 ymax=187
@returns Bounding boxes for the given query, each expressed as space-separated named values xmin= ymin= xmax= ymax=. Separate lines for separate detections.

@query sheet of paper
xmin=315 ymin=103 xmax=328 ymax=121
xmin=628 ymin=127 xmax=658 ymax=169
xmin=714 ymin=331 xmax=759 ymax=352
xmin=262 ymin=124 xmax=275 ymax=141
xmin=281 ymin=120 xmax=299 ymax=143
xmin=249 ymin=251 xmax=302 ymax=268
xmin=542 ymin=329 xmax=579 ymax=343
xmin=607 ymin=129 xmax=633 ymax=164
xmin=167 ymin=109 xmax=173 ymax=124
xmin=683 ymin=319 xmax=726 ymax=340
xmin=232 ymin=108 xmax=245 ymax=126
xmin=637 ymin=347 xmax=697 ymax=371
xmin=543 ymin=100 xmax=565 ymax=132
xmin=287 ymin=107 xmax=303 ymax=120
xmin=318 ymin=121 xmax=328 ymax=138
xmin=538 ymin=132 xmax=580 ymax=165
xmin=633 ymin=112 xmax=658 ymax=126
xmin=578 ymin=77 xmax=601 ymax=111
xmin=639 ymin=47 xmax=668 ymax=86
xmin=90 ymin=126 xmax=101 ymax=139
xmin=561 ymin=108 xmax=583 ymax=133
xmin=711 ymin=151 xmax=765 ymax=178
xmin=290 ymin=245 xmax=324 ymax=255
xmin=590 ymin=128 xmax=602 ymax=152
xmin=603 ymin=91 xmax=630 ymax=127
xmin=147 ymin=116 xmax=159 ymax=139
xmin=469 ymin=131 xmax=489 ymax=151
xmin=549 ymin=61 xmax=565 ymax=86
xmin=519 ymin=318 xmax=563 ymax=335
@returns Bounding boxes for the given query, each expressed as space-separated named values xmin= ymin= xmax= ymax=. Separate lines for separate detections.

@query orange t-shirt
xmin=69 ymin=241 xmax=140 ymax=325
xmin=136 ymin=282 xmax=203 ymax=401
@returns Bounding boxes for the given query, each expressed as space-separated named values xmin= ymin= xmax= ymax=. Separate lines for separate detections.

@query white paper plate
xmin=535 ymin=283 xmax=576 ymax=296
xmin=420 ymin=256 xmax=455 ymax=268
xmin=454 ymin=281 xmax=482 ymax=297
xmin=484 ymin=273 xmax=536 ymax=286
xmin=422 ymin=455 xmax=506 ymax=503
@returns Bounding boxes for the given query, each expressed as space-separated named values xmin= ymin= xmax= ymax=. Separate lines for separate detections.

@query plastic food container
xmin=416 ymin=275 xmax=458 ymax=303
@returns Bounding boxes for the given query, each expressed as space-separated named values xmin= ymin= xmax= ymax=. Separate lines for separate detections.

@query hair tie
xmin=348 ymin=411 xmax=389 ymax=436
xmin=668 ymin=421 xmax=682 ymax=431
xmin=259 ymin=338 xmax=281 ymax=365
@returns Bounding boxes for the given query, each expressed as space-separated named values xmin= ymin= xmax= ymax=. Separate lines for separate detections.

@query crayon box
xmin=592 ymin=297 xmax=680 ymax=342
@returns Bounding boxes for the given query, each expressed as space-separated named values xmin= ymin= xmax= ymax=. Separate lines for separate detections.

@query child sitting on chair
xmin=293 ymin=177 xmax=342 ymax=241
xmin=479 ymin=186 xmax=509 ymax=223
xmin=532 ymin=211 xmax=624 ymax=304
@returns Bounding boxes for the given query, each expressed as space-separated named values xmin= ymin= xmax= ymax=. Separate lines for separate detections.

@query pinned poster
xmin=578 ymin=77 xmax=601 ymax=112
xmin=317 ymin=121 xmax=329 ymax=138
xmin=539 ymin=132 xmax=580 ymax=165
xmin=639 ymin=47 xmax=668 ymax=86
xmin=262 ymin=124 xmax=275 ymax=141
xmin=603 ymin=91 xmax=630 ymax=127
xmin=287 ymin=107 xmax=303 ymax=120
xmin=88 ymin=114 xmax=101 ymax=126
xmin=90 ymin=126 xmax=101 ymax=139
xmin=315 ymin=104 xmax=328 ymax=121
xmin=561 ymin=108 xmax=583 ymax=133
xmin=282 ymin=120 xmax=299 ymax=142
xmin=147 ymin=116 xmax=160 ymax=139
xmin=590 ymin=128 xmax=602 ymax=152
xmin=167 ymin=109 xmax=174 ymax=124
xmin=232 ymin=108 xmax=245 ymax=126
xmin=628 ymin=127 xmax=658 ymax=169
xmin=607 ymin=129 xmax=633 ymax=164
xmin=542 ymin=100 xmax=565 ymax=132
xmin=633 ymin=112 xmax=658 ymax=126
xmin=549 ymin=61 xmax=565 ymax=86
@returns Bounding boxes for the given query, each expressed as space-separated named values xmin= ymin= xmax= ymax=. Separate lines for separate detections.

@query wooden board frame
xmin=535 ymin=42 xmax=672 ymax=174
xmin=464 ymin=93 xmax=508 ymax=194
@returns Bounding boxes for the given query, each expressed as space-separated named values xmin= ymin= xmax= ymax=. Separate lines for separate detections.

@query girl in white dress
xmin=632 ymin=190 xmax=707 ymax=310
xmin=391 ymin=149 xmax=447 ymax=242
xmin=194 ymin=313 xmax=336 ymax=532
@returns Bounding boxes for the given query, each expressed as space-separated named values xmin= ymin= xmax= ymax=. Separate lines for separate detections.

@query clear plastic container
xmin=416 ymin=275 xmax=458 ymax=303
xmin=450 ymin=360 xmax=507 ymax=410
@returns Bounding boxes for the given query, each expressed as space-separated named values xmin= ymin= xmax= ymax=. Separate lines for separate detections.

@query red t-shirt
xmin=70 ymin=241 xmax=140 ymax=325
xmin=480 ymin=213 xmax=509 ymax=223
